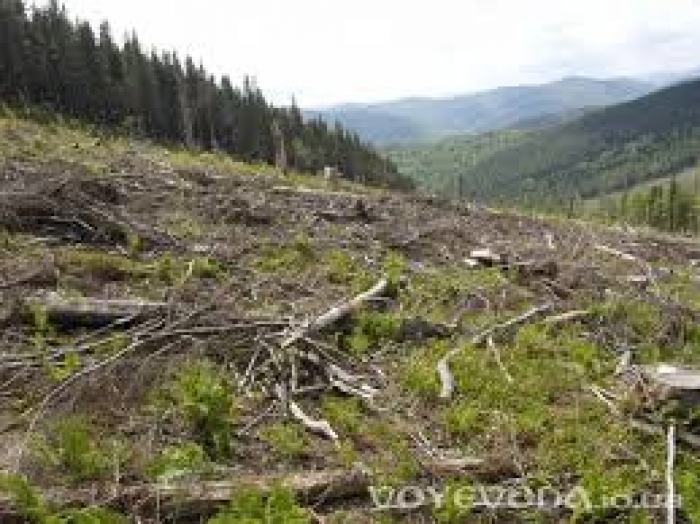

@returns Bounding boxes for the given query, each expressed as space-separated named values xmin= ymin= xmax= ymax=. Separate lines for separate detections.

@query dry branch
xmin=282 ymin=278 xmax=389 ymax=348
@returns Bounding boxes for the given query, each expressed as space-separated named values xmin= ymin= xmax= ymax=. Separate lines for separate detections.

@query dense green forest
xmin=386 ymin=130 xmax=529 ymax=196
xmin=588 ymin=169 xmax=700 ymax=234
xmin=391 ymin=80 xmax=700 ymax=207
xmin=0 ymin=0 xmax=412 ymax=189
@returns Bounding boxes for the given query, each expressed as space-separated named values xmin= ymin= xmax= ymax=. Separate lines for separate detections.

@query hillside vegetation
xmin=1 ymin=112 xmax=700 ymax=523
xmin=391 ymin=80 xmax=700 ymax=208
xmin=386 ymin=130 xmax=528 ymax=195
xmin=460 ymin=79 xmax=700 ymax=203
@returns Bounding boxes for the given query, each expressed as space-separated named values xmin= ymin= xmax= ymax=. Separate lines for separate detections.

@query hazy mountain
xmin=310 ymin=77 xmax=655 ymax=144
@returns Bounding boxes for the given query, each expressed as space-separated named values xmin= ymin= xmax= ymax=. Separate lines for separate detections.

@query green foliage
xmin=259 ymin=422 xmax=309 ymax=460
xmin=254 ymin=236 xmax=317 ymax=273
xmin=381 ymin=251 xmax=406 ymax=287
xmin=400 ymin=342 xmax=444 ymax=400
xmin=678 ymin=455 xmax=700 ymax=523
xmin=52 ymin=508 xmax=128 ymax=524
xmin=364 ymin=422 xmax=420 ymax=485
xmin=162 ymin=360 xmax=237 ymax=458
xmin=28 ymin=302 xmax=51 ymax=336
xmin=386 ymin=129 xmax=528 ymax=196
xmin=34 ymin=416 xmax=111 ymax=483
xmin=126 ymin=233 xmax=143 ymax=256
xmin=390 ymin=80 xmax=700 ymax=211
xmin=323 ymin=249 xmax=358 ymax=284
xmin=58 ymin=250 xmax=151 ymax=281
xmin=433 ymin=480 xmax=474 ymax=523
xmin=0 ymin=473 xmax=52 ymax=522
xmin=591 ymin=174 xmax=700 ymax=234
xmin=321 ymin=396 xmax=363 ymax=436
xmin=207 ymin=484 xmax=309 ymax=524
xmin=154 ymin=253 xmax=180 ymax=284
xmin=442 ymin=400 xmax=482 ymax=438
xmin=47 ymin=351 xmax=82 ymax=382
xmin=146 ymin=442 xmax=207 ymax=480
xmin=190 ymin=256 xmax=224 ymax=279
xmin=0 ymin=473 xmax=126 ymax=523
xmin=345 ymin=310 xmax=401 ymax=356
xmin=594 ymin=299 xmax=662 ymax=345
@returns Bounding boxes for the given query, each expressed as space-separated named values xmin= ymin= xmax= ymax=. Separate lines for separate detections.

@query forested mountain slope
xmin=459 ymin=78 xmax=700 ymax=203
xmin=391 ymin=79 xmax=700 ymax=204
xmin=386 ymin=130 xmax=528 ymax=195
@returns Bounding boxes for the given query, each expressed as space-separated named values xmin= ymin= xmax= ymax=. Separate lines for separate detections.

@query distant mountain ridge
xmin=308 ymin=77 xmax=655 ymax=144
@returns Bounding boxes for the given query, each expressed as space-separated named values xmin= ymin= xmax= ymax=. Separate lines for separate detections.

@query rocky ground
xmin=0 ymin=114 xmax=699 ymax=522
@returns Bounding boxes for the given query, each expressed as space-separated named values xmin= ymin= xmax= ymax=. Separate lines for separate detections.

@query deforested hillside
xmin=1 ymin=113 xmax=700 ymax=523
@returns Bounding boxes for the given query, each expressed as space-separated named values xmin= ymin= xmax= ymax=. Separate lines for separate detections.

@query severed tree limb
xmin=667 ymin=424 xmax=676 ymax=524
xmin=437 ymin=303 xmax=552 ymax=400
xmin=588 ymin=384 xmax=621 ymax=416
xmin=275 ymin=385 xmax=338 ymax=442
xmin=540 ymin=309 xmax=591 ymax=326
xmin=289 ymin=400 xmax=339 ymax=443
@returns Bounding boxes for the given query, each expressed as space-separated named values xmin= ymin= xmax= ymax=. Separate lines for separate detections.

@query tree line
xmin=0 ymin=0 xmax=413 ymax=189
xmin=594 ymin=174 xmax=700 ymax=234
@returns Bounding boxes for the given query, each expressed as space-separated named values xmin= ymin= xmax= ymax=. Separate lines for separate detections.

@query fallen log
xmin=0 ymin=468 xmax=371 ymax=518
xmin=22 ymin=294 xmax=168 ymax=328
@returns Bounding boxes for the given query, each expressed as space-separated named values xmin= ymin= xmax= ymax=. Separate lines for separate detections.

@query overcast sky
xmin=38 ymin=0 xmax=700 ymax=107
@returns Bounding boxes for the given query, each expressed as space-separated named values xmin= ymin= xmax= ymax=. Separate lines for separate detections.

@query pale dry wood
xmin=540 ymin=309 xmax=591 ymax=325
xmin=667 ymin=424 xmax=676 ymax=524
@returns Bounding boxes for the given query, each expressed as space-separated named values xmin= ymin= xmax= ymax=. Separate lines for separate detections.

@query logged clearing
xmin=1 ymin=115 xmax=700 ymax=523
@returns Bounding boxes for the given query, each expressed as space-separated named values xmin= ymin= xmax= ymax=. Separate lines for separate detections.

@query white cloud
xmin=38 ymin=0 xmax=700 ymax=106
